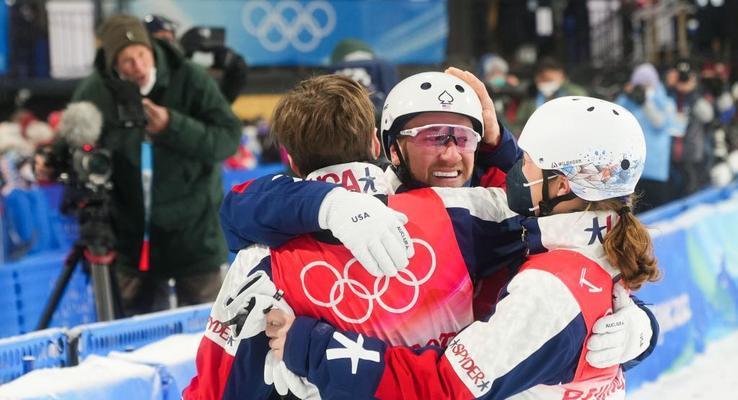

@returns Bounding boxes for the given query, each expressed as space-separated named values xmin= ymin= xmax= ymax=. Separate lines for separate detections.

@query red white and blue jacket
xmin=279 ymin=211 xmax=637 ymax=399
xmin=184 ymin=162 xmax=527 ymax=399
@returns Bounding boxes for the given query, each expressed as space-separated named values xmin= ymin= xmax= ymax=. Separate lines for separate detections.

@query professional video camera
xmin=58 ymin=102 xmax=113 ymax=192
xmin=37 ymin=101 xmax=118 ymax=329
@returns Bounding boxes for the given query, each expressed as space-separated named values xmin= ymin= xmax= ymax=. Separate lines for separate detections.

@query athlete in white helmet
xmin=264 ymin=96 xmax=661 ymax=399
xmin=507 ymin=96 xmax=647 ymax=215
xmin=380 ymin=69 xmax=518 ymax=191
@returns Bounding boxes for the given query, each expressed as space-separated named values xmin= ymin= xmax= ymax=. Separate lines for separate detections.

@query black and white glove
xmin=264 ymin=350 xmax=320 ymax=399
xmin=586 ymin=285 xmax=653 ymax=368
xmin=319 ymin=188 xmax=414 ymax=277
xmin=222 ymin=271 xmax=294 ymax=340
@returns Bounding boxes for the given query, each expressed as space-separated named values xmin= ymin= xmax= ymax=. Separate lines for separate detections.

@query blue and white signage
xmin=129 ymin=0 xmax=447 ymax=66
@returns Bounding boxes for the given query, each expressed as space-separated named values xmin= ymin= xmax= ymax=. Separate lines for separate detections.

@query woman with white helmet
xmin=264 ymin=96 xmax=660 ymax=399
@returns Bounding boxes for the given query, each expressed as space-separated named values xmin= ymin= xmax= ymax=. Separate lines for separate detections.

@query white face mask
xmin=537 ymin=81 xmax=561 ymax=97
xmin=139 ymin=67 xmax=157 ymax=96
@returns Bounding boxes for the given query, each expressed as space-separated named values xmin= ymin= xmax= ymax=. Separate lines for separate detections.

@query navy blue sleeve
xmin=219 ymin=174 xmax=338 ymax=251
xmin=446 ymin=208 xmax=526 ymax=280
xmin=284 ymin=316 xmax=389 ymax=399
xmin=475 ymin=125 xmax=522 ymax=173
xmin=622 ymin=295 xmax=660 ymax=371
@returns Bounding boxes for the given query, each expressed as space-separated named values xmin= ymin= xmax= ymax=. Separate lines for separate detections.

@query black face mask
xmin=505 ymin=158 xmax=579 ymax=217
xmin=505 ymin=158 xmax=537 ymax=217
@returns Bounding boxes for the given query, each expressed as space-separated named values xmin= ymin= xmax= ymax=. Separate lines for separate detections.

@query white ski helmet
xmin=518 ymin=96 xmax=646 ymax=201
xmin=380 ymin=71 xmax=484 ymax=154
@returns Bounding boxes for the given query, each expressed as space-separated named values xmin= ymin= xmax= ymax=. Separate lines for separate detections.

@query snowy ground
xmin=628 ymin=330 xmax=738 ymax=399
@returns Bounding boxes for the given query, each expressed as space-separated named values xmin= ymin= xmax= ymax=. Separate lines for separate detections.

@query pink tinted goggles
xmin=399 ymin=124 xmax=481 ymax=153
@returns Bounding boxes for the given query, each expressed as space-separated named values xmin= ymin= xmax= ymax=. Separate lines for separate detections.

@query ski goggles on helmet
xmin=398 ymin=124 xmax=481 ymax=153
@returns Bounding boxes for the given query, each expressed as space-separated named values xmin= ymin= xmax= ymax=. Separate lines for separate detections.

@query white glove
xmin=264 ymin=350 xmax=321 ymax=399
xmin=586 ymin=284 xmax=653 ymax=368
xmin=319 ymin=188 xmax=414 ymax=277
xmin=222 ymin=271 xmax=294 ymax=340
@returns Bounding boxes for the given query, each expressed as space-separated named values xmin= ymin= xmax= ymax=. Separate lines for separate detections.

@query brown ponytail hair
xmin=589 ymin=197 xmax=660 ymax=290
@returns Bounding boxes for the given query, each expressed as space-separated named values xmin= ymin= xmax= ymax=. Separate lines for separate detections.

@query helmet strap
xmin=538 ymin=170 xmax=577 ymax=216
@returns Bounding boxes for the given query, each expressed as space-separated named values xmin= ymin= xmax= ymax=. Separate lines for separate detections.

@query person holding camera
xmin=37 ymin=15 xmax=241 ymax=316
xmin=616 ymin=63 xmax=683 ymax=211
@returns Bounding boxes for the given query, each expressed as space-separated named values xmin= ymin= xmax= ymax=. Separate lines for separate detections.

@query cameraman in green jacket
xmin=42 ymin=15 xmax=241 ymax=316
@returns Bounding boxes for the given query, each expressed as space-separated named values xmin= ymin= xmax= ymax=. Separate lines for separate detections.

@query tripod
xmin=36 ymin=190 xmax=118 ymax=330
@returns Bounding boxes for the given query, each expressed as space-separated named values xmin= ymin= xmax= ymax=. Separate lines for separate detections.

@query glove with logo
xmin=222 ymin=271 xmax=294 ymax=340
xmin=586 ymin=284 xmax=653 ymax=368
xmin=319 ymin=188 xmax=414 ymax=277
xmin=264 ymin=350 xmax=321 ymax=399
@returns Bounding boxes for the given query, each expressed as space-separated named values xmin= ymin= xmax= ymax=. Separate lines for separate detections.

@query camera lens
xmin=88 ymin=152 xmax=112 ymax=175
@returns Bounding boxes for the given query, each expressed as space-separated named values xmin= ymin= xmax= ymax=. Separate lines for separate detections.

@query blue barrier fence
xmin=0 ymin=304 xmax=209 ymax=387
xmin=73 ymin=304 xmax=210 ymax=361
xmin=0 ymin=328 xmax=68 ymax=383
xmin=0 ymin=251 xmax=95 ymax=337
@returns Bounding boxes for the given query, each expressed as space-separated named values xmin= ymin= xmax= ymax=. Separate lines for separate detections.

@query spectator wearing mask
xmin=616 ymin=63 xmax=683 ymax=211
xmin=668 ymin=60 xmax=735 ymax=195
xmin=144 ymin=15 xmax=249 ymax=105
xmin=36 ymin=15 xmax=241 ymax=316
xmin=513 ymin=57 xmax=587 ymax=134
xmin=179 ymin=26 xmax=249 ymax=105
xmin=479 ymin=53 xmax=522 ymax=132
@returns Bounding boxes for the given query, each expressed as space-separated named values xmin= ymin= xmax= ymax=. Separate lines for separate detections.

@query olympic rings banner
xmin=128 ymin=0 xmax=448 ymax=66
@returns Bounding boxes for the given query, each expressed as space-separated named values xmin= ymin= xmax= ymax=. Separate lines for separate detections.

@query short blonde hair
xmin=271 ymin=75 xmax=375 ymax=175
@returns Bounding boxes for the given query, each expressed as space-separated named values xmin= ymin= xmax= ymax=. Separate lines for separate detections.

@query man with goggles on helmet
xmin=378 ymin=69 xmax=519 ymax=317
xmin=380 ymin=69 xmax=516 ymax=191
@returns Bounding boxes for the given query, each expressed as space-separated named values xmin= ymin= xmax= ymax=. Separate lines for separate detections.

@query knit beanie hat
xmin=98 ymin=14 xmax=152 ymax=71
xmin=331 ymin=38 xmax=374 ymax=64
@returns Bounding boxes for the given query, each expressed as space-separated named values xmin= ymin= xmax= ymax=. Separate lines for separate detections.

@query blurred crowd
xmin=0 ymin=111 xmax=59 ymax=261
xmin=477 ymin=53 xmax=738 ymax=210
